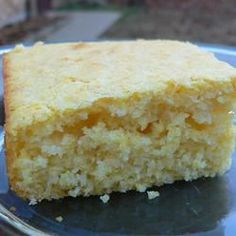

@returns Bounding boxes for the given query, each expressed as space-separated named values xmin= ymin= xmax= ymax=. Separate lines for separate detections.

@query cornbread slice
xmin=3 ymin=40 xmax=236 ymax=202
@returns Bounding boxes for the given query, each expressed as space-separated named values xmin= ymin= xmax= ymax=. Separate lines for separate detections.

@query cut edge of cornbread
xmin=3 ymin=40 xmax=236 ymax=202
xmin=5 ymin=84 xmax=236 ymax=202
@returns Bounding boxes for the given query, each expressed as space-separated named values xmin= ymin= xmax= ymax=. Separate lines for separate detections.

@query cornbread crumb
xmin=100 ymin=194 xmax=110 ymax=203
xmin=9 ymin=207 xmax=16 ymax=212
xmin=137 ymin=185 xmax=147 ymax=192
xmin=68 ymin=186 xmax=81 ymax=197
xmin=55 ymin=216 xmax=63 ymax=222
xmin=29 ymin=199 xmax=37 ymax=205
xmin=147 ymin=191 xmax=160 ymax=200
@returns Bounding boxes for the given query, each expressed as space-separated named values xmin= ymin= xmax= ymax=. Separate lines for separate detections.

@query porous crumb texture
xmin=3 ymin=40 xmax=236 ymax=202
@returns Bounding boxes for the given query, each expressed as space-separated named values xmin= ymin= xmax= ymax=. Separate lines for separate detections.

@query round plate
xmin=0 ymin=44 xmax=236 ymax=236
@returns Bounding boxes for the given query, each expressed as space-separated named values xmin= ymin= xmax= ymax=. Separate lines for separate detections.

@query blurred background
xmin=0 ymin=0 xmax=236 ymax=46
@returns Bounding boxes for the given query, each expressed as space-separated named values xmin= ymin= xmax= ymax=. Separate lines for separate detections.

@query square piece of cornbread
xmin=3 ymin=40 xmax=236 ymax=202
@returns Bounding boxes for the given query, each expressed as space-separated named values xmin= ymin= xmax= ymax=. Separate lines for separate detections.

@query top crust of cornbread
xmin=3 ymin=40 xmax=236 ymax=134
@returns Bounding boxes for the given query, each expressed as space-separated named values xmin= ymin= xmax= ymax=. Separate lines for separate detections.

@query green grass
xmin=57 ymin=2 xmax=143 ymax=18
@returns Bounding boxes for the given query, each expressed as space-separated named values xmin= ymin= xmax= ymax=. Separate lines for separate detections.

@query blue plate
xmin=0 ymin=44 xmax=236 ymax=236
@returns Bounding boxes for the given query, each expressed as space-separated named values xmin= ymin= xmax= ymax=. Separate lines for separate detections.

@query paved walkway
xmin=25 ymin=11 xmax=120 ymax=43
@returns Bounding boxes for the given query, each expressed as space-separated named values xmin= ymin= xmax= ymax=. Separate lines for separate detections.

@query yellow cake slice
xmin=3 ymin=40 xmax=236 ymax=202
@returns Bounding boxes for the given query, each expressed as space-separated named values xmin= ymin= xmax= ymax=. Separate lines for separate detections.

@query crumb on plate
xmin=147 ymin=191 xmax=160 ymax=200
xmin=29 ymin=198 xmax=37 ymax=205
xmin=100 ymin=194 xmax=110 ymax=203
xmin=9 ymin=206 xmax=16 ymax=212
xmin=55 ymin=216 xmax=63 ymax=222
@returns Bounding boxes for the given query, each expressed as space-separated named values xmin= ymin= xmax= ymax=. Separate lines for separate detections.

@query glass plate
xmin=0 ymin=44 xmax=236 ymax=236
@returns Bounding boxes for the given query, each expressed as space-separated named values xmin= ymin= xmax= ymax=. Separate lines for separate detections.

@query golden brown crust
xmin=3 ymin=54 xmax=10 ymax=130
xmin=3 ymin=54 xmax=13 ymax=177
xmin=3 ymin=40 xmax=236 ymax=136
xmin=3 ymin=54 xmax=25 ymax=197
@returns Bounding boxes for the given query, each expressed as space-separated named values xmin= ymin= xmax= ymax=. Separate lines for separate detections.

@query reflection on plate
xmin=0 ymin=44 xmax=236 ymax=236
